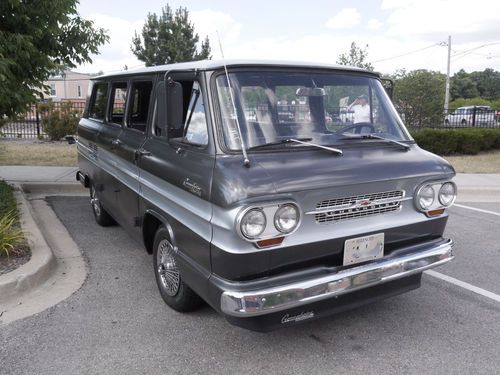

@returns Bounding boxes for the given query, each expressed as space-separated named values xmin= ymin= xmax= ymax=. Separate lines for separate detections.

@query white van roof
xmin=96 ymin=59 xmax=376 ymax=79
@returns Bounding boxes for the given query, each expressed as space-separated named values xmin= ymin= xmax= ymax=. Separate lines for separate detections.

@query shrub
xmin=0 ymin=212 xmax=24 ymax=257
xmin=39 ymin=101 xmax=80 ymax=141
xmin=411 ymin=128 xmax=500 ymax=155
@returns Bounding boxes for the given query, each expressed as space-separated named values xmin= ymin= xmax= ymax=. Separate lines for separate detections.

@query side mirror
xmin=381 ymin=78 xmax=394 ymax=100
xmin=166 ymin=77 xmax=183 ymax=130
xmin=156 ymin=81 xmax=167 ymax=129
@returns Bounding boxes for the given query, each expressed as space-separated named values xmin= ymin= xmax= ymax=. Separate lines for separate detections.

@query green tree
xmin=0 ymin=0 xmax=108 ymax=118
xmin=131 ymin=5 xmax=211 ymax=66
xmin=451 ymin=68 xmax=500 ymax=101
xmin=450 ymin=69 xmax=479 ymax=100
xmin=337 ymin=42 xmax=374 ymax=71
xmin=392 ymin=70 xmax=446 ymax=128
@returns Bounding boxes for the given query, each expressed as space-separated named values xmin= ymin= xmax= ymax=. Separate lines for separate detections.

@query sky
xmin=76 ymin=0 xmax=500 ymax=75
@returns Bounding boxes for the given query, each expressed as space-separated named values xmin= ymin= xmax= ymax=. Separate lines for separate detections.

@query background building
xmin=44 ymin=70 xmax=94 ymax=103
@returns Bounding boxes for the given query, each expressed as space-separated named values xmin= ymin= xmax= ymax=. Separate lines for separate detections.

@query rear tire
xmin=153 ymin=227 xmax=203 ymax=312
xmin=90 ymin=183 xmax=116 ymax=227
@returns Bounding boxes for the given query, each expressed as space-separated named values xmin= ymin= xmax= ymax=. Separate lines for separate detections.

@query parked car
xmin=444 ymin=106 xmax=496 ymax=126
xmin=77 ymin=60 xmax=456 ymax=331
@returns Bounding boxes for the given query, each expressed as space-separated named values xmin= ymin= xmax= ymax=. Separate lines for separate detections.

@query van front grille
xmin=312 ymin=190 xmax=404 ymax=224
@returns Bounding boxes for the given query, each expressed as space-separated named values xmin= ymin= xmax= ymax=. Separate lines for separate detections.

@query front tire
xmin=153 ymin=227 xmax=203 ymax=312
xmin=90 ymin=183 xmax=116 ymax=226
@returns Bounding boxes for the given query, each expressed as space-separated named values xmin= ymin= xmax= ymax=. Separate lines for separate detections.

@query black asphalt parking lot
xmin=1 ymin=197 xmax=499 ymax=375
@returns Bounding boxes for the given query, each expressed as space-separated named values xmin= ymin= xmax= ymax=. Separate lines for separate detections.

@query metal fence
xmin=2 ymin=102 xmax=499 ymax=139
xmin=441 ymin=106 xmax=500 ymax=128
xmin=0 ymin=101 xmax=85 ymax=139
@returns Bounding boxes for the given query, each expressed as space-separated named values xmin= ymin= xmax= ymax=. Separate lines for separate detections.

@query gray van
xmin=77 ymin=60 xmax=456 ymax=331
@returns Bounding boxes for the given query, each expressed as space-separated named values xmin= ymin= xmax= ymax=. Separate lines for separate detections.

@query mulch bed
xmin=0 ymin=245 xmax=31 ymax=276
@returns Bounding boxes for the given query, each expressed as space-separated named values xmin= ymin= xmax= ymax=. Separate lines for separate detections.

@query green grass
xmin=0 ymin=141 xmax=77 ymax=166
xmin=445 ymin=150 xmax=500 ymax=173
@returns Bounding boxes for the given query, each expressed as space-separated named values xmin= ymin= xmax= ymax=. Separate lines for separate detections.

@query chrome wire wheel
xmin=90 ymin=185 xmax=101 ymax=217
xmin=156 ymin=239 xmax=180 ymax=296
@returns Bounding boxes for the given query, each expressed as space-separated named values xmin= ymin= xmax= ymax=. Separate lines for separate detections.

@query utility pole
xmin=444 ymin=35 xmax=451 ymax=112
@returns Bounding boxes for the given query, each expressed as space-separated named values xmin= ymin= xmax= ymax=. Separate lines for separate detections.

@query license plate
xmin=343 ymin=233 xmax=384 ymax=266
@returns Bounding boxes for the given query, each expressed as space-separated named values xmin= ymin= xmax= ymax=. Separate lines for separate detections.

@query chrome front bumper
xmin=221 ymin=239 xmax=453 ymax=317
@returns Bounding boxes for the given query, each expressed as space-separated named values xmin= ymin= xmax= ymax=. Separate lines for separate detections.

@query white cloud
xmin=77 ymin=14 xmax=144 ymax=73
xmin=382 ymin=0 xmax=500 ymax=40
xmin=191 ymin=9 xmax=242 ymax=52
xmin=325 ymin=8 xmax=361 ymax=29
xmin=367 ymin=18 xmax=383 ymax=30
xmin=74 ymin=4 xmax=500 ymax=75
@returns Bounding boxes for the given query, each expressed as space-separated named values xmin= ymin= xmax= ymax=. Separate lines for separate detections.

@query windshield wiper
xmin=248 ymin=138 xmax=343 ymax=155
xmin=248 ymin=138 xmax=312 ymax=150
xmin=339 ymin=134 xmax=410 ymax=151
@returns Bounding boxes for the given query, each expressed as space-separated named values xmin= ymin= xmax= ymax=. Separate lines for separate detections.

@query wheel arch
xmin=142 ymin=210 xmax=176 ymax=254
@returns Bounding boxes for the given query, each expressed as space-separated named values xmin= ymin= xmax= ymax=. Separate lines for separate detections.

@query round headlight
xmin=418 ymin=185 xmax=435 ymax=210
xmin=240 ymin=209 xmax=266 ymax=238
xmin=274 ymin=204 xmax=299 ymax=234
xmin=439 ymin=182 xmax=456 ymax=206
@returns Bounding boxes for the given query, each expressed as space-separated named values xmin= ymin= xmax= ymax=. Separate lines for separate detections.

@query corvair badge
xmin=281 ymin=311 xmax=315 ymax=324
xmin=182 ymin=178 xmax=202 ymax=197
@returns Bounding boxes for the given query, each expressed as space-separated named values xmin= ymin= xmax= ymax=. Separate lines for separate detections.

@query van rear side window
xmin=128 ymin=81 xmax=153 ymax=133
xmin=109 ymin=83 xmax=127 ymax=125
xmin=89 ymin=83 xmax=108 ymax=121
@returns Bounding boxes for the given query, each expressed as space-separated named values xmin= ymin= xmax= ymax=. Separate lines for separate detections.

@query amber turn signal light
xmin=426 ymin=208 xmax=445 ymax=217
xmin=256 ymin=237 xmax=284 ymax=248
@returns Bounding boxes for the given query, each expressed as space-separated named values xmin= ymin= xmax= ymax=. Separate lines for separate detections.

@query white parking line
xmin=425 ymin=270 xmax=500 ymax=303
xmin=453 ymin=203 xmax=500 ymax=216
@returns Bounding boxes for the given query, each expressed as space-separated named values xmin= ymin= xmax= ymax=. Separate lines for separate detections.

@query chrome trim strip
xmin=306 ymin=196 xmax=412 ymax=215
xmin=220 ymin=239 xmax=453 ymax=317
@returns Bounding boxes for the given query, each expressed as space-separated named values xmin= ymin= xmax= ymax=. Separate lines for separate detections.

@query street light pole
xmin=444 ymin=35 xmax=451 ymax=112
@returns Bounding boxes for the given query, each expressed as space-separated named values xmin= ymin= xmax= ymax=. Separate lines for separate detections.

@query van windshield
xmin=215 ymin=71 xmax=412 ymax=151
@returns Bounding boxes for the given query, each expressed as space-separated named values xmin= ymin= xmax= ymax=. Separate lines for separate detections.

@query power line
xmin=451 ymin=42 xmax=500 ymax=60
xmin=372 ymin=43 xmax=442 ymax=63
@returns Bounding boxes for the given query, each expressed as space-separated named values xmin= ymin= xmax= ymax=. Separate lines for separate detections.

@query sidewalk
xmin=0 ymin=166 xmax=78 ymax=184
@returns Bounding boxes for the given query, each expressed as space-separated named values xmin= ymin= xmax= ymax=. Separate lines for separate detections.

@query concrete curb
xmin=0 ymin=184 xmax=87 ymax=324
xmin=0 ymin=190 xmax=57 ymax=301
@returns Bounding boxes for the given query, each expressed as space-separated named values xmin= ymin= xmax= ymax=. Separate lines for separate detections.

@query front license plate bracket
xmin=343 ymin=233 xmax=384 ymax=266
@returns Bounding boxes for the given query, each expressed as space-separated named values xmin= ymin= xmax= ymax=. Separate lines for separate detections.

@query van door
xmin=94 ymin=81 xmax=123 ymax=215
xmin=139 ymin=74 xmax=215 ymax=297
xmin=113 ymin=79 xmax=153 ymax=235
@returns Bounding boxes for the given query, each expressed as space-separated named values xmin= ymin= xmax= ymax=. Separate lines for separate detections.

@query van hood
xmin=211 ymin=144 xmax=455 ymax=207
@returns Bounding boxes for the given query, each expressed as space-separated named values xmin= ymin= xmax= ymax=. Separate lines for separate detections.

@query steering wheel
xmin=335 ymin=122 xmax=375 ymax=135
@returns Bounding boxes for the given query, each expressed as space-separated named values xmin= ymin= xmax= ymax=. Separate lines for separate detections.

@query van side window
xmin=109 ymin=82 xmax=127 ymax=125
xmin=182 ymin=81 xmax=208 ymax=146
xmin=89 ymin=83 xmax=108 ymax=120
xmin=127 ymin=81 xmax=153 ymax=133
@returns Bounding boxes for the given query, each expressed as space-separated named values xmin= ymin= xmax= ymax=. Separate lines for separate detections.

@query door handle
xmin=111 ymin=139 xmax=120 ymax=149
xmin=134 ymin=148 xmax=152 ymax=161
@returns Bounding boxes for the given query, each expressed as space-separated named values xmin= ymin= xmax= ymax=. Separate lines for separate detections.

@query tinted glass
xmin=216 ymin=71 xmax=411 ymax=151
xmin=89 ymin=83 xmax=108 ymax=120
xmin=127 ymin=81 xmax=152 ymax=133
xmin=183 ymin=82 xmax=208 ymax=145
xmin=109 ymin=82 xmax=127 ymax=125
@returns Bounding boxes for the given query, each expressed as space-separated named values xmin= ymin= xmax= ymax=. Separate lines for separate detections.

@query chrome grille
xmin=312 ymin=190 xmax=404 ymax=224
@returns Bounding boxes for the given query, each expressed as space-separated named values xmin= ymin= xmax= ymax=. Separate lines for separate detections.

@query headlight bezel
xmin=274 ymin=203 xmax=300 ymax=234
xmin=416 ymin=185 xmax=435 ymax=210
xmin=239 ymin=208 xmax=267 ymax=239
xmin=236 ymin=201 xmax=302 ymax=242
xmin=438 ymin=182 xmax=457 ymax=207
xmin=415 ymin=180 xmax=457 ymax=214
